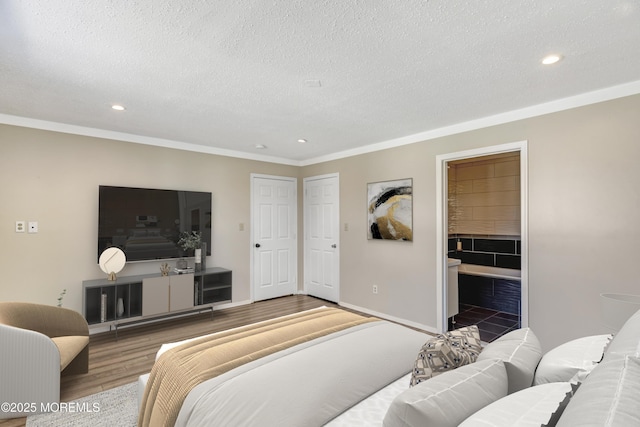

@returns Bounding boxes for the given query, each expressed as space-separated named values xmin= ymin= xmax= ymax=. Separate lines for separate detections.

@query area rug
xmin=26 ymin=382 xmax=137 ymax=427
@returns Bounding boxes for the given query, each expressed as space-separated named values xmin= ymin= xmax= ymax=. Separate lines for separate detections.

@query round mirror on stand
xmin=99 ymin=247 xmax=126 ymax=281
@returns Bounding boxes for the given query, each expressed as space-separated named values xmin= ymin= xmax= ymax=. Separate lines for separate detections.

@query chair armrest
xmin=0 ymin=302 xmax=88 ymax=339
xmin=43 ymin=305 xmax=89 ymax=338
xmin=0 ymin=324 xmax=60 ymax=418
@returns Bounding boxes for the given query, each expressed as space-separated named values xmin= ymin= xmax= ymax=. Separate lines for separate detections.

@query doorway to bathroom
xmin=436 ymin=141 xmax=528 ymax=342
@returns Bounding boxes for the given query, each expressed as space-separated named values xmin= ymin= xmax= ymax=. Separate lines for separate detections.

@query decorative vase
xmin=117 ymin=297 xmax=124 ymax=318
xmin=194 ymin=243 xmax=207 ymax=272
xmin=195 ymin=248 xmax=202 ymax=272
xmin=100 ymin=293 xmax=107 ymax=323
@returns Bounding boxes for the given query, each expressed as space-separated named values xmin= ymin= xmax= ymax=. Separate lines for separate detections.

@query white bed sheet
xmin=141 ymin=307 xmax=421 ymax=427
xmin=174 ymin=324 xmax=424 ymax=427
xmin=324 ymin=373 xmax=412 ymax=426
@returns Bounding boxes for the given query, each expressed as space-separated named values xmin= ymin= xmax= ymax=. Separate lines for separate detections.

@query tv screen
xmin=98 ymin=186 xmax=212 ymax=262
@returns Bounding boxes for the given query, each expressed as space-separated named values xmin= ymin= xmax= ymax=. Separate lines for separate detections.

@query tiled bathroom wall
xmin=458 ymin=276 xmax=521 ymax=315
xmin=448 ymin=236 xmax=521 ymax=269
xmin=448 ymin=153 xmax=520 ymax=236
xmin=449 ymin=236 xmax=522 ymax=316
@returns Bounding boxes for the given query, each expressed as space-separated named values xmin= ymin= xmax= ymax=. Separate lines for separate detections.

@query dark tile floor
xmin=449 ymin=303 xmax=521 ymax=343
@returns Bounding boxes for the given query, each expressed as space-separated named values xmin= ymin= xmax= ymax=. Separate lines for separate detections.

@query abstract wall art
xmin=367 ymin=178 xmax=413 ymax=241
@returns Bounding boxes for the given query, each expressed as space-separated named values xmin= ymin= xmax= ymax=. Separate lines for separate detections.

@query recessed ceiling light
xmin=255 ymin=144 xmax=267 ymax=149
xmin=541 ymin=54 xmax=562 ymax=65
xmin=111 ymin=104 xmax=126 ymax=111
xmin=297 ymin=139 xmax=307 ymax=143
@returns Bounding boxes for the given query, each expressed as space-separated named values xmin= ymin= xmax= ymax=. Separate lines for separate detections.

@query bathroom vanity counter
xmin=447 ymin=258 xmax=461 ymax=267
xmin=457 ymin=263 xmax=521 ymax=281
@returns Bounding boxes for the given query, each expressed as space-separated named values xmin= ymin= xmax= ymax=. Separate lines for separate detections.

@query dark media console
xmin=82 ymin=267 xmax=231 ymax=332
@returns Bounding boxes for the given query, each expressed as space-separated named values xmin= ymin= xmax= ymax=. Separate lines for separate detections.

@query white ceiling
xmin=1 ymin=1 xmax=639 ymax=165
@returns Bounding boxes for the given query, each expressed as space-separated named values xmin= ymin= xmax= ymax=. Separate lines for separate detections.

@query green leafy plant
xmin=178 ymin=231 xmax=202 ymax=251
xmin=57 ymin=289 xmax=67 ymax=307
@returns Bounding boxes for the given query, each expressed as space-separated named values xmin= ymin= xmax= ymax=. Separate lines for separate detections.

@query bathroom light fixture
xmin=255 ymin=144 xmax=267 ymax=149
xmin=111 ymin=104 xmax=126 ymax=111
xmin=297 ymin=139 xmax=307 ymax=143
xmin=541 ymin=54 xmax=562 ymax=65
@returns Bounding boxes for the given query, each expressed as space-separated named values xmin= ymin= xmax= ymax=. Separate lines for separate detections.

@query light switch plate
xmin=28 ymin=221 xmax=38 ymax=233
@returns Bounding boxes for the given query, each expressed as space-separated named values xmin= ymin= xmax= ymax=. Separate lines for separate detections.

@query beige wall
xmin=302 ymin=93 xmax=640 ymax=351
xmin=0 ymin=125 xmax=299 ymax=312
xmin=2 ymin=93 xmax=640 ymax=351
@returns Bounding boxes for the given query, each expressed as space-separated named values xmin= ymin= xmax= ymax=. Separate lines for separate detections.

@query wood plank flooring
xmin=0 ymin=295 xmax=350 ymax=427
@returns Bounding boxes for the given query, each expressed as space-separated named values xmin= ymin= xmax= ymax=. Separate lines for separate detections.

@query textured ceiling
xmin=1 ymin=1 xmax=639 ymax=164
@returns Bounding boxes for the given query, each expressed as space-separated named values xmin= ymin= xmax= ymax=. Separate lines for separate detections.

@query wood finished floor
xmin=0 ymin=295 xmax=351 ymax=427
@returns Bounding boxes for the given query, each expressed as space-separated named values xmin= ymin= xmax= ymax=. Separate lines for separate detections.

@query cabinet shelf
xmin=194 ymin=267 xmax=232 ymax=306
xmin=83 ymin=282 xmax=142 ymax=325
xmin=203 ymin=283 xmax=229 ymax=291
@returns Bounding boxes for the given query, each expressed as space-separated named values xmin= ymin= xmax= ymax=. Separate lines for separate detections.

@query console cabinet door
xmin=170 ymin=274 xmax=194 ymax=311
xmin=142 ymin=276 xmax=170 ymax=316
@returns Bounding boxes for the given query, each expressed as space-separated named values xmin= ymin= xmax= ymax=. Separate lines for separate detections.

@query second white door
xmin=304 ymin=174 xmax=340 ymax=302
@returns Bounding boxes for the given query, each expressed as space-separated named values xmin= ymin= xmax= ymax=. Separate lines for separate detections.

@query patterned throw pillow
xmin=410 ymin=325 xmax=483 ymax=387
xmin=410 ymin=337 xmax=457 ymax=386
xmin=444 ymin=324 xmax=483 ymax=365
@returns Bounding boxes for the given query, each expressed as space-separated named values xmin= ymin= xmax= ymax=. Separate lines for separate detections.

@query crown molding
xmin=300 ymin=80 xmax=640 ymax=166
xmin=2 ymin=79 xmax=639 ymax=167
xmin=0 ymin=114 xmax=300 ymax=166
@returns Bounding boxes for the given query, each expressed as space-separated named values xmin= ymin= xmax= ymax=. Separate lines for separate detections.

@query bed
xmin=137 ymin=307 xmax=429 ymax=427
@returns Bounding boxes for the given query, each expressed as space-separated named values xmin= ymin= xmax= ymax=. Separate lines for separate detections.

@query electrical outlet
xmin=372 ymin=285 xmax=378 ymax=294
xmin=16 ymin=221 xmax=25 ymax=233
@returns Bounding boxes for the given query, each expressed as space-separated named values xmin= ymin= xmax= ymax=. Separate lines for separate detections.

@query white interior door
xmin=304 ymin=174 xmax=340 ymax=302
xmin=251 ymin=174 xmax=297 ymax=301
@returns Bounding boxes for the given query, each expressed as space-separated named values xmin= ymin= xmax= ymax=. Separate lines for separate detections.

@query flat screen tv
xmin=98 ymin=185 xmax=212 ymax=262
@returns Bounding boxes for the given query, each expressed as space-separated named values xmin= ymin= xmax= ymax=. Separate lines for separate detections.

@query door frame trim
xmin=435 ymin=140 xmax=529 ymax=333
xmin=250 ymin=173 xmax=298 ymax=302
xmin=303 ymin=173 xmax=340 ymax=301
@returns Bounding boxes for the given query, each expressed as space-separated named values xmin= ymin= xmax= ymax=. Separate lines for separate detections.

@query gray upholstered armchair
xmin=0 ymin=302 xmax=89 ymax=418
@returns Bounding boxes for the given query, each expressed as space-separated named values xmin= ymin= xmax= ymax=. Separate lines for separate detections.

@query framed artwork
xmin=367 ymin=178 xmax=413 ymax=241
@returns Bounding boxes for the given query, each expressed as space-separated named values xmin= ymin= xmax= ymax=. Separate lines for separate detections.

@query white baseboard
xmin=338 ymin=301 xmax=438 ymax=335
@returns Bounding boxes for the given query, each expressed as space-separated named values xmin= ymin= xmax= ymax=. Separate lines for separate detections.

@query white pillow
xmin=556 ymin=355 xmax=640 ymax=427
xmin=477 ymin=328 xmax=542 ymax=394
xmin=383 ymin=359 xmax=508 ymax=427
xmin=459 ymin=382 xmax=575 ymax=427
xmin=534 ymin=334 xmax=612 ymax=385
xmin=604 ymin=308 xmax=640 ymax=360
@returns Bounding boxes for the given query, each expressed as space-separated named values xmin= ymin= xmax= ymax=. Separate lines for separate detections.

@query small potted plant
xmin=178 ymin=231 xmax=203 ymax=270
xmin=57 ymin=289 xmax=67 ymax=307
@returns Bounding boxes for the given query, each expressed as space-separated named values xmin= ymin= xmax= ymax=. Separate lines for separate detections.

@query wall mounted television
xmin=98 ymin=185 xmax=212 ymax=263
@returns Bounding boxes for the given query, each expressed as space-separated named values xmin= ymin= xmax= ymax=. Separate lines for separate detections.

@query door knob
xmin=331 ymin=244 xmax=337 ymax=248
xmin=255 ymin=243 xmax=261 ymax=248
